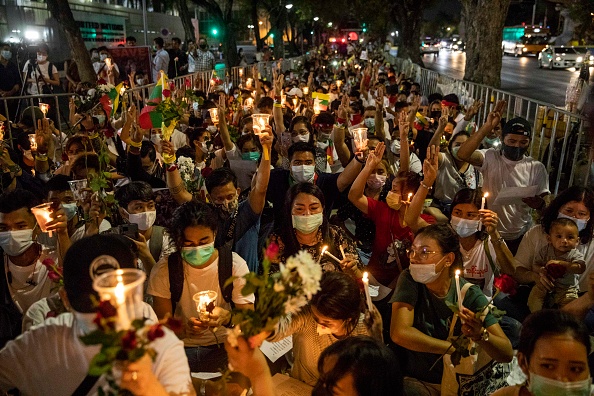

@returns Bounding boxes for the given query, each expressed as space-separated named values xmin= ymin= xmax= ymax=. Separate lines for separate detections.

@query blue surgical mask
xmin=364 ymin=118 xmax=376 ymax=133
xmin=483 ymin=136 xmax=501 ymax=149
xmin=451 ymin=146 xmax=461 ymax=159
xmin=62 ymin=203 xmax=78 ymax=221
xmin=1 ymin=50 xmax=12 ymax=61
xmin=181 ymin=242 xmax=215 ymax=267
xmin=242 ymin=151 xmax=261 ymax=161
xmin=558 ymin=212 xmax=589 ymax=233
xmin=528 ymin=372 xmax=591 ymax=396
xmin=451 ymin=216 xmax=480 ymax=238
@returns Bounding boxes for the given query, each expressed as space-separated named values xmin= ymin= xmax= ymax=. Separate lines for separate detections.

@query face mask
xmin=409 ymin=257 xmax=445 ymax=284
xmin=386 ymin=191 xmax=402 ymax=210
xmin=37 ymin=54 xmax=47 ymax=62
xmin=200 ymin=44 xmax=208 ymax=50
xmin=181 ymin=242 xmax=215 ymax=267
xmin=23 ymin=150 xmax=33 ymax=161
xmin=318 ymin=132 xmax=331 ymax=142
xmin=95 ymin=114 xmax=106 ymax=127
xmin=528 ymin=372 xmax=592 ymax=396
xmin=450 ymin=146 xmax=461 ymax=159
xmin=99 ymin=54 xmax=108 ymax=61
xmin=390 ymin=139 xmax=401 ymax=156
xmin=292 ymin=213 xmax=324 ymax=234
xmin=316 ymin=141 xmax=329 ymax=150
xmin=215 ymin=196 xmax=239 ymax=214
xmin=207 ymin=125 xmax=217 ymax=133
xmin=62 ymin=203 xmax=78 ymax=221
xmin=242 ymin=151 xmax=261 ymax=161
xmin=152 ymin=45 xmax=158 ymax=51
xmin=91 ymin=52 xmax=99 ymax=61
xmin=293 ymin=133 xmax=310 ymax=143
xmin=291 ymin=165 xmax=315 ymax=183
xmin=364 ymin=118 xmax=376 ymax=132
xmin=502 ymin=144 xmax=527 ymax=161
xmin=136 ymin=78 xmax=144 ymax=85
xmin=200 ymin=141 xmax=212 ymax=154
xmin=451 ymin=216 xmax=480 ymax=238
xmin=126 ymin=210 xmax=157 ymax=231
xmin=0 ymin=229 xmax=34 ymax=256
xmin=234 ymin=94 xmax=239 ymax=99
xmin=367 ymin=174 xmax=386 ymax=190
xmin=483 ymin=136 xmax=501 ymax=149
xmin=316 ymin=323 xmax=334 ymax=336
xmin=1 ymin=50 xmax=12 ymax=60
xmin=558 ymin=212 xmax=589 ymax=233
xmin=150 ymin=133 xmax=161 ymax=145
xmin=430 ymin=110 xmax=441 ymax=119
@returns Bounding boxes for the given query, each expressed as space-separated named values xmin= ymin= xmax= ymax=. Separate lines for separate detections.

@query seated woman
xmin=390 ymin=223 xmax=513 ymax=394
xmin=268 ymin=182 xmax=362 ymax=274
xmin=492 ymin=309 xmax=591 ymax=396
xmin=266 ymin=271 xmax=382 ymax=386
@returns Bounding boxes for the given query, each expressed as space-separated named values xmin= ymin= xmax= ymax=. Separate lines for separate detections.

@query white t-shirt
xmin=70 ymin=219 xmax=112 ymax=243
xmin=477 ymin=149 xmax=549 ymax=239
xmin=4 ymin=255 xmax=55 ymax=314
xmin=171 ymin=129 xmax=188 ymax=152
xmin=147 ymin=252 xmax=254 ymax=347
xmin=515 ymin=224 xmax=594 ymax=291
xmin=22 ymin=60 xmax=58 ymax=95
xmin=0 ymin=312 xmax=194 ymax=396
xmin=391 ymin=153 xmax=423 ymax=175
xmin=461 ymin=238 xmax=498 ymax=298
xmin=434 ymin=153 xmax=481 ymax=202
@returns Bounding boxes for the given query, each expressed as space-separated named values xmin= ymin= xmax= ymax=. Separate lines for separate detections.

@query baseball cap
xmin=287 ymin=87 xmax=303 ymax=98
xmin=63 ymin=234 xmax=138 ymax=313
xmin=502 ymin=117 xmax=532 ymax=139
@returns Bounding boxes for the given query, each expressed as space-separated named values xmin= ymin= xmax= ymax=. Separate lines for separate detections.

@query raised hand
xmin=423 ymin=145 xmax=439 ymax=186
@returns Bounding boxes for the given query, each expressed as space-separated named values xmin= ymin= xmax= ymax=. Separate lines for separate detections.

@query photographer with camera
xmin=21 ymin=44 xmax=60 ymax=96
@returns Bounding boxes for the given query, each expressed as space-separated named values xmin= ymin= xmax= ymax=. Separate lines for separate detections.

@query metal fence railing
xmin=387 ymin=55 xmax=592 ymax=194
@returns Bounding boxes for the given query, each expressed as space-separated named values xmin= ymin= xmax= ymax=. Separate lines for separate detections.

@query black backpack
xmin=0 ymin=258 xmax=23 ymax=348
xmin=167 ymin=244 xmax=234 ymax=313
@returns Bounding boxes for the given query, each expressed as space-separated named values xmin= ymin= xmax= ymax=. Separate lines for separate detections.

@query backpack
xmin=148 ymin=226 xmax=164 ymax=262
xmin=167 ymin=244 xmax=234 ymax=313
xmin=0 ymin=257 xmax=23 ymax=348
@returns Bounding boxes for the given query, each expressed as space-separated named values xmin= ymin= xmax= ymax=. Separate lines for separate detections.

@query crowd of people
xmin=0 ymin=38 xmax=593 ymax=396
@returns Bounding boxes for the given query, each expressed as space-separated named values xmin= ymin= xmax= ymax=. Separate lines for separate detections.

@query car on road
xmin=420 ymin=39 xmax=440 ymax=55
xmin=538 ymin=46 xmax=584 ymax=69
xmin=450 ymin=40 xmax=465 ymax=52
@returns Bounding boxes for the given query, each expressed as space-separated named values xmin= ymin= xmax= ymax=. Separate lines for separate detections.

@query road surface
xmin=422 ymin=50 xmax=581 ymax=107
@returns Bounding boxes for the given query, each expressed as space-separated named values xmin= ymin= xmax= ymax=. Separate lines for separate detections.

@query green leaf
xmin=128 ymin=348 xmax=145 ymax=362
xmin=241 ymin=282 xmax=258 ymax=296
xmin=131 ymin=319 xmax=145 ymax=330
xmin=87 ymin=353 xmax=112 ymax=376
xmin=223 ymin=276 xmax=237 ymax=288
xmin=80 ymin=330 xmax=116 ymax=346
xmin=445 ymin=300 xmax=460 ymax=314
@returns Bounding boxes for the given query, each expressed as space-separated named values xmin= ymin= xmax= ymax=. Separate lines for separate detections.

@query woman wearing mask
xmin=390 ymin=223 xmax=513 ymax=394
xmin=268 ymin=183 xmax=362 ymax=274
xmin=265 ymin=271 xmax=383 ymax=386
xmin=425 ymin=112 xmax=482 ymax=223
xmin=492 ymin=309 xmax=591 ymax=396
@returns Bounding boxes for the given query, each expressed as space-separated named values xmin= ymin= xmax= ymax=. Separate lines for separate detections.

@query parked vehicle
xmin=420 ymin=39 xmax=440 ymax=55
xmin=538 ymin=46 xmax=584 ymax=69
xmin=502 ymin=26 xmax=550 ymax=56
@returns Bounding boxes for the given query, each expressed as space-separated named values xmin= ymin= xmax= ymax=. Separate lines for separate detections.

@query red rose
xmin=164 ymin=317 xmax=182 ymax=333
xmin=102 ymin=128 xmax=114 ymax=139
xmin=265 ymin=242 xmax=279 ymax=261
xmin=162 ymin=89 xmax=171 ymax=98
xmin=185 ymin=78 xmax=191 ymax=88
xmin=493 ymin=274 xmax=517 ymax=296
xmin=546 ymin=263 xmax=567 ymax=279
xmin=46 ymin=310 xmax=57 ymax=319
xmin=169 ymin=81 xmax=175 ymax=91
xmin=97 ymin=300 xmax=118 ymax=319
xmin=48 ymin=271 xmax=61 ymax=281
xmin=147 ymin=324 xmax=165 ymax=341
xmin=121 ymin=329 xmax=138 ymax=351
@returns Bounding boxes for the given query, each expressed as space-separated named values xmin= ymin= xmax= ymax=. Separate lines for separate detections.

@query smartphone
xmin=108 ymin=224 xmax=139 ymax=239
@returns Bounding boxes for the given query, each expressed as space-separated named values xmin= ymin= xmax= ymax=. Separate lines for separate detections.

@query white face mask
xmin=316 ymin=323 xmax=334 ymax=336
xmin=293 ymin=133 xmax=310 ymax=143
xmin=367 ymin=174 xmax=386 ymax=190
xmin=528 ymin=372 xmax=592 ymax=396
xmin=62 ymin=203 xmax=78 ymax=221
xmin=150 ymin=133 xmax=161 ymax=145
xmin=390 ymin=139 xmax=401 ymax=156
xmin=292 ymin=213 xmax=323 ymax=234
xmin=409 ymin=257 xmax=445 ymax=284
xmin=291 ymin=164 xmax=315 ymax=183
xmin=99 ymin=53 xmax=108 ymax=61
xmin=37 ymin=54 xmax=47 ymax=62
xmin=207 ymin=125 xmax=218 ymax=134
xmin=200 ymin=141 xmax=212 ymax=154
xmin=126 ymin=210 xmax=157 ymax=231
xmin=450 ymin=216 xmax=480 ymax=238
xmin=558 ymin=212 xmax=589 ymax=233
xmin=0 ymin=229 xmax=34 ymax=256
xmin=95 ymin=114 xmax=106 ymax=127
xmin=136 ymin=78 xmax=144 ymax=85
xmin=316 ymin=140 xmax=329 ymax=150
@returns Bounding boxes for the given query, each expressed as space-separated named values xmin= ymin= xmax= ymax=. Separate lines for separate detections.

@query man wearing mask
xmin=0 ymin=43 xmax=20 ymax=120
xmin=21 ymin=44 xmax=60 ymax=96
xmin=93 ymin=46 xmax=119 ymax=83
xmin=457 ymin=102 xmax=549 ymax=254
xmin=0 ymin=189 xmax=69 ymax=346
xmin=115 ymin=181 xmax=175 ymax=275
xmin=167 ymin=37 xmax=187 ymax=77
xmin=194 ymin=38 xmax=215 ymax=72
xmin=152 ymin=37 xmax=170 ymax=83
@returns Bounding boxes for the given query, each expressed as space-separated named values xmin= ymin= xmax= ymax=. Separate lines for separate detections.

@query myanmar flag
xmin=139 ymin=71 xmax=167 ymax=129
xmin=312 ymin=92 xmax=330 ymax=112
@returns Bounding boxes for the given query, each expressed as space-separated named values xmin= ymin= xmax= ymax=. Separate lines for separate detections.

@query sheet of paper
xmin=191 ymin=372 xmax=222 ymax=380
xmin=370 ymin=283 xmax=393 ymax=301
xmin=271 ymin=373 xmax=313 ymax=396
xmin=493 ymin=185 xmax=539 ymax=206
xmin=260 ymin=338 xmax=293 ymax=363
xmin=229 ymin=159 xmax=258 ymax=191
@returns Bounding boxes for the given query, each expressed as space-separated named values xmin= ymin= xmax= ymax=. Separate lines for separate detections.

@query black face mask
xmin=502 ymin=144 xmax=527 ymax=161
xmin=430 ymin=110 xmax=441 ymax=119
xmin=199 ymin=44 xmax=207 ymax=50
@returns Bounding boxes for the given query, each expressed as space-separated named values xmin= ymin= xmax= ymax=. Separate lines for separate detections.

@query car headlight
xmin=523 ymin=47 xmax=527 ymax=52
xmin=589 ymin=55 xmax=594 ymax=61
xmin=577 ymin=56 xmax=583 ymax=62
xmin=556 ymin=56 xmax=561 ymax=61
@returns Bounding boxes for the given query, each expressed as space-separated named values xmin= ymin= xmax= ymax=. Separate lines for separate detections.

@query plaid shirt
xmin=192 ymin=49 xmax=215 ymax=71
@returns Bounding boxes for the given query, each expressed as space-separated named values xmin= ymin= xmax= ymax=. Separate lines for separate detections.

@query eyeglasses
xmin=406 ymin=247 xmax=440 ymax=260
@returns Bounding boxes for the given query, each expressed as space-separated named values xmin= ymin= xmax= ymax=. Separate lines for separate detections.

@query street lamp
xmin=327 ymin=22 xmax=333 ymax=27
xmin=313 ymin=17 xmax=319 ymax=21
xmin=285 ymin=3 xmax=293 ymax=9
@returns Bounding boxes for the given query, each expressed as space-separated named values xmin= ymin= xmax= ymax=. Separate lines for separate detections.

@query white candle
xmin=318 ymin=246 xmax=328 ymax=264
xmin=362 ymin=272 xmax=373 ymax=309
xmin=455 ymin=270 xmax=462 ymax=311
xmin=114 ymin=275 xmax=131 ymax=329
xmin=407 ymin=193 xmax=413 ymax=203
xmin=339 ymin=245 xmax=346 ymax=260
xmin=303 ymin=87 xmax=309 ymax=95
xmin=322 ymin=248 xmax=342 ymax=264
xmin=481 ymin=192 xmax=489 ymax=210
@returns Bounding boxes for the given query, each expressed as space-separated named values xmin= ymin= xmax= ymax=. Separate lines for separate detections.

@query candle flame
xmin=363 ymin=272 xmax=369 ymax=282
xmin=484 ymin=192 xmax=489 ymax=198
xmin=303 ymin=87 xmax=309 ymax=95
xmin=321 ymin=245 xmax=328 ymax=256
xmin=115 ymin=275 xmax=126 ymax=306
xmin=455 ymin=269 xmax=461 ymax=277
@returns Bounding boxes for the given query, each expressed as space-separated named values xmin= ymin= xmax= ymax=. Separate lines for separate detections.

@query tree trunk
xmin=221 ymin=20 xmax=239 ymax=67
xmin=461 ymin=0 xmax=511 ymax=87
xmin=46 ymin=0 xmax=96 ymax=84
xmin=176 ymin=0 xmax=195 ymax=43
xmin=392 ymin=0 xmax=427 ymax=66
xmin=251 ymin=1 xmax=264 ymax=50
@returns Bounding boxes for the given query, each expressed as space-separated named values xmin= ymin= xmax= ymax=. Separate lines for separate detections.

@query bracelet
xmin=167 ymin=164 xmax=178 ymax=172
xmin=334 ymin=123 xmax=345 ymax=129
xmin=88 ymin=132 xmax=99 ymax=139
xmin=420 ymin=181 xmax=431 ymax=190
xmin=169 ymin=182 xmax=185 ymax=195
xmin=273 ymin=103 xmax=283 ymax=108
xmin=493 ymin=236 xmax=505 ymax=245
xmin=128 ymin=140 xmax=142 ymax=148
xmin=354 ymin=155 xmax=365 ymax=164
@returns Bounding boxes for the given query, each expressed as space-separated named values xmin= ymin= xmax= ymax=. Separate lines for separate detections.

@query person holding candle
xmin=390 ymin=223 xmax=513 ymax=394
xmin=148 ymin=200 xmax=255 ymax=373
xmin=268 ymin=182 xmax=362 ymax=275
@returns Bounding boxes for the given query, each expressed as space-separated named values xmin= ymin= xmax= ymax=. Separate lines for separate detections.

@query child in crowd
xmin=527 ymin=218 xmax=585 ymax=312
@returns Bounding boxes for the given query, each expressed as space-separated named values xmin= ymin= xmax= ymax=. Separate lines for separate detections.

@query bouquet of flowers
xmin=177 ymin=156 xmax=204 ymax=196
xmin=80 ymin=299 xmax=181 ymax=395
xmin=226 ymin=243 xmax=322 ymax=347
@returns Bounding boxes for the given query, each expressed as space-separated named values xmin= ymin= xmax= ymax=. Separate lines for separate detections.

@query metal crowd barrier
xmin=388 ymin=55 xmax=592 ymax=194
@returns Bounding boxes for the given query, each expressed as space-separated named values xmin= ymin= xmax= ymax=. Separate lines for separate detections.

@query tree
xmin=46 ymin=0 xmax=95 ymax=84
xmin=191 ymin=0 xmax=240 ymax=67
xmin=461 ymin=0 xmax=511 ymax=87
xmin=176 ymin=0 xmax=196 ymax=44
xmin=391 ymin=0 xmax=432 ymax=65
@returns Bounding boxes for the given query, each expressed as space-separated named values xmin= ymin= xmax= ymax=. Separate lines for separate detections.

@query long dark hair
xmin=450 ymin=187 xmax=488 ymax=241
xmin=276 ymin=183 xmax=338 ymax=259
xmin=415 ymin=223 xmax=464 ymax=274
xmin=541 ymin=186 xmax=594 ymax=244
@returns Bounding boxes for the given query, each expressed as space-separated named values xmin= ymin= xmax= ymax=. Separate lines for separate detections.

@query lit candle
xmin=239 ymin=68 xmax=244 ymax=77
xmin=318 ymin=246 xmax=327 ymax=264
xmin=339 ymin=245 xmax=346 ymax=260
xmin=292 ymin=97 xmax=298 ymax=108
xmin=28 ymin=134 xmax=37 ymax=151
xmin=481 ymin=192 xmax=489 ymax=210
xmin=208 ymin=108 xmax=219 ymax=124
xmin=114 ymin=274 xmax=131 ymax=329
xmin=313 ymin=100 xmax=321 ymax=115
xmin=407 ymin=192 xmax=413 ymax=203
xmin=251 ymin=113 xmax=271 ymax=161
xmin=322 ymin=247 xmax=342 ymax=264
xmin=303 ymin=87 xmax=309 ymax=95
xmin=39 ymin=103 xmax=49 ymax=117
xmin=352 ymin=127 xmax=368 ymax=152
xmin=336 ymin=80 xmax=342 ymax=89
xmin=193 ymin=290 xmax=218 ymax=322
xmin=362 ymin=272 xmax=373 ymax=309
xmin=455 ymin=270 xmax=462 ymax=311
